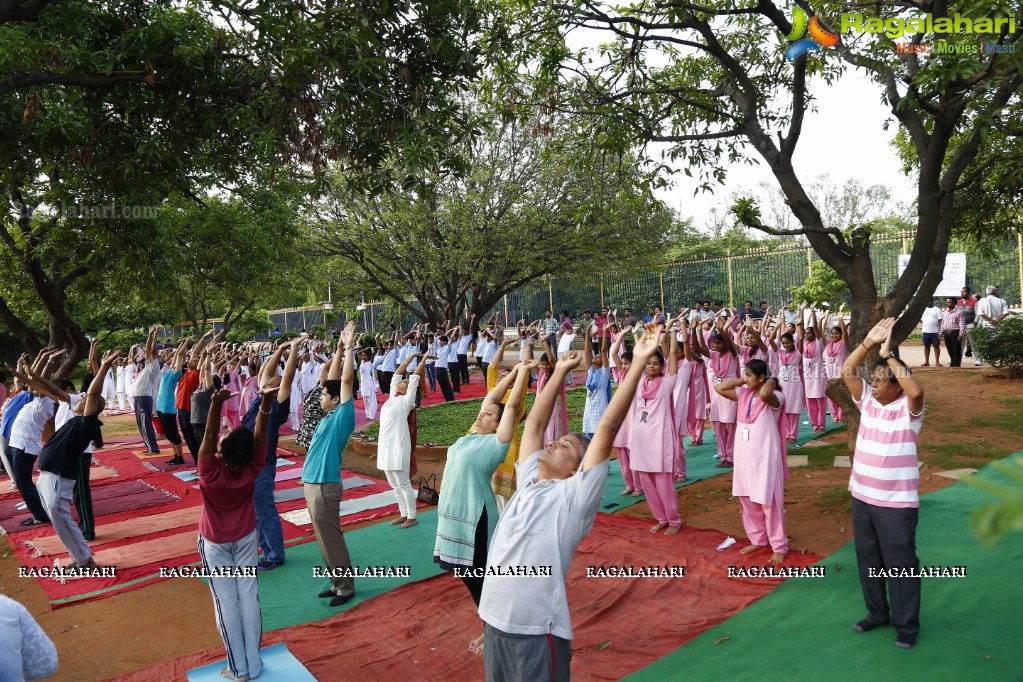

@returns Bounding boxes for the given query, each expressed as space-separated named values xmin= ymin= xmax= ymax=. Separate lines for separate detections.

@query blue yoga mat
xmin=186 ymin=642 xmax=315 ymax=681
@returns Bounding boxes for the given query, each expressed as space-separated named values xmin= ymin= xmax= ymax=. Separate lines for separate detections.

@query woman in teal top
xmin=434 ymin=361 xmax=532 ymax=654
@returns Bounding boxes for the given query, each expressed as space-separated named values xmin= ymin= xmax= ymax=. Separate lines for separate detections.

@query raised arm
xmin=842 ymin=318 xmax=893 ymax=402
xmin=584 ymin=324 xmax=659 ymax=471
xmin=83 ymin=350 xmax=123 ymax=415
xmin=520 ymin=351 xmax=577 ymax=460
xmin=480 ymin=363 xmax=520 ymax=414
xmin=338 ymin=322 xmax=357 ymax=403
xmin=667 ymin=321 xmax=679 ymax=376
xmin=260 ymin=341 xmax=287 ymax=388
xmin=277 ymin=336 xmax=305 ymax=403
xmin=837 ymin=303 xmax=849 ymax=347
xmin=495 ymin=364 xmax=529 ymax=444
xmin=199 ymin=389 xmax=233 ymax=461
xmin=715 ymin=377 xmax=744 ymax=402
xmin=796 ymin=301 xmax=808 ymax=352
xmin=145 ymin=326 xmax=158 ymax=361
xmin=174 ymin=336 xmax=193 ymax=372
xmin=609 ymin=326 xmax=628 ymax=369
xmin=679 ymin=319 xmax=693 ymax=362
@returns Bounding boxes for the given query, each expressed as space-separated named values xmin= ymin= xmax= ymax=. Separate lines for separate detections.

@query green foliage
xmin=966 ymin=457 xmax=1023 ymax=546
xmin=972 ymin=317 xmax=1023 ymax=378
xmin=363 ymin=387 xmax=588 ymax=443
xmin=225 ymin=309 xmax=274 ymax=344
xmin=312 ymin=103 xmax=673 ymax=326
xmin=96 ymin=328 xmax=148 ymax=354
xmin=788 ymin=261 xmax=850 ymax=306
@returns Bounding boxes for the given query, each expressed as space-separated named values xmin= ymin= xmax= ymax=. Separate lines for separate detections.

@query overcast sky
xmin=652 ymin=68 xmax=919 ymax=232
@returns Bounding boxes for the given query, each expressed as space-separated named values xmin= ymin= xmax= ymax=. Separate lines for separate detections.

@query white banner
xmin=898 ymin=252 xmax=967 ymax=298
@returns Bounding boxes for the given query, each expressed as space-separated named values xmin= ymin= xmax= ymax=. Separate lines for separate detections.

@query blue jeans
xmin=254 ymin=456 xmax=285 ymax=564
xmin=425 ymin=363 xmax=437 ymax=391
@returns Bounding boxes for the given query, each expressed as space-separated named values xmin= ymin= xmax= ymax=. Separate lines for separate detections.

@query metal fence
xmin=173 ymin=231 xmax=1023 ymax=337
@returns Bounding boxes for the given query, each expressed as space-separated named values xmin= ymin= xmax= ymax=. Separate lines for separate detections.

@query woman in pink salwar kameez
xmin=716 ymin=359 xmax=788 ymax=563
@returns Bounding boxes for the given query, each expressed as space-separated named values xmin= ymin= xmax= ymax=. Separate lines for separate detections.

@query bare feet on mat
xmin=390 ymin=517 xmax=407 ymax=526
xmin=665 ymin=525 xmax=681 ymax=536
xmin=715 ymin=462 xmax=729 ymax=468
xmin=631 ymin=490 xmax=643 ymax=497
xmin=469 ymin=633 xmax=485 ymax=655
xmin=674 ymin=474 xmax=687 ymax=483
xmin=400 ymin=518 xmax=418 ymax=528
xmin=740 ymin=544 xmax=767 ymax=555
xmin=620 ymin=488 xmax=634 ymax=496
xmin=650 ymin=522 xmax=669 ymax=533
xmin=770 ymin=551 xmax=787 ymax=564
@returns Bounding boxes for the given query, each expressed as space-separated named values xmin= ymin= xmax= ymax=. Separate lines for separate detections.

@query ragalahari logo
xmin=785 ymin=6 xmax=840 ymax=61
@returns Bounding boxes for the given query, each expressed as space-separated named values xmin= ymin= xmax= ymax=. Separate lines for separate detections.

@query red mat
xmin=110 ymin=513 xmax=822 ymax=681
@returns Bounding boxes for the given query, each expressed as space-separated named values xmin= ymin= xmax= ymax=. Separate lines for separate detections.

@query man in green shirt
xmin=303 ymin=321 xmax=358 ymax=607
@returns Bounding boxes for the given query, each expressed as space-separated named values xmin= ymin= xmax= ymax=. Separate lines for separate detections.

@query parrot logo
xmin=785 ymin=6 xmax=840 ymax=62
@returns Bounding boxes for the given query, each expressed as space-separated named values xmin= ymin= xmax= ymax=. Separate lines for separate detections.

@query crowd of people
xmin=0 ymin=286 xmax=962 ymax=678
xmin=917 ymin=285 xmax=1016 ymax=368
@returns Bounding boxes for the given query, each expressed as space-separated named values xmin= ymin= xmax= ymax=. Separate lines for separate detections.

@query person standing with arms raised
xmin=304 ymin=322 xmax=359 ymax=607
xmin=842 ymin=317 xmax=925 ymax=650
xmin=479 ymin=325 xmax=661 ymax=681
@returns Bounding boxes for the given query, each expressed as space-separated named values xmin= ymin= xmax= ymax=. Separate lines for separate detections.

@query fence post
xmin=726 ymin=251 xmax=734 ymax=309
xmin=659 ymin=271 xmax=665 ymax=311
xmin=805 ymin=247 xmax=812 ymax=278
xmin=901 ymin=237 xmax=908 ymax=255
xmin=1018 ymin=231 xmax=1023 ymax=307
xmin=503 ymin=294 xmax=509 ymax=327
xmin=599 ymin=271 xmax=605 ymax=310
xmin=548 ymin=277 xmax=554 ymax=313
xmin=370 ymin=304 xmax=375 ymax=331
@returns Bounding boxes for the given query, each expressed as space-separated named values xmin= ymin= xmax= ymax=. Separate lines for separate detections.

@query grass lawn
xmin=363 ymin=386 xmax=590 ymax=445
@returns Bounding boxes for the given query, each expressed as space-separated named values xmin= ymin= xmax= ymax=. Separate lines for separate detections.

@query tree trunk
xmin=0 ymin=296 xmax=43 ymax=356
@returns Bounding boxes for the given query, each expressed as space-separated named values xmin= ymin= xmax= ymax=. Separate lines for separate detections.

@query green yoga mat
xmin=256 ymin=509 xmax=444 ymax=632
xmin=598 ymin=412 xmax=842 ymax=513
xmin=626 ymin=452 xmax=1023 ymax=681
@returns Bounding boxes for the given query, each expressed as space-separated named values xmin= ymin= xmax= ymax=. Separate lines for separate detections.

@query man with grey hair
xmin=478 ymin=324 xmax=663 ymax=681
xmin=972 ymin=285 xmax=1009 ymax=367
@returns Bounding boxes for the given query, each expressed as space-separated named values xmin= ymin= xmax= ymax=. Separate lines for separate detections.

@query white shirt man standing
xmin=973 ymin=285 xmax=1011 ymax=366
xmin=919 ymin=300 xmax=944 ymax=367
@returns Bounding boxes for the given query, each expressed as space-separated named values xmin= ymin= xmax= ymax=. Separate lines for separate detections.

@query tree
xmin=488 ymin=0 xmax=1021 ymax=348
xmin=310 ymin=108 xmax=674 ymax=329
xmin=153 ymin=189 xmax=302 ymax=336
xmin=0 ymin=0 xmax=489 ymax=375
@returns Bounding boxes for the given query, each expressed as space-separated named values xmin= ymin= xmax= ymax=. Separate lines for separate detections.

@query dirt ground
xmin=1 ymin=366 xmax=1020 ymax=681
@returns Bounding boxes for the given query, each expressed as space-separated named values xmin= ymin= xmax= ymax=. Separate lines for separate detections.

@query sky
xmin=654 ymin=69 xmax=919 ymax=231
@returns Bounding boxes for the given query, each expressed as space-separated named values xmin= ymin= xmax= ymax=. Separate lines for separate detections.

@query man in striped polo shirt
xmin=842 ymin=317 xmax=925 ymax=650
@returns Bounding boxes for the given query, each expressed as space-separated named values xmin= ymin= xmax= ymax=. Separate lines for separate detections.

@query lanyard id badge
xmin=742 ymin=427 xmax=751 ymax=441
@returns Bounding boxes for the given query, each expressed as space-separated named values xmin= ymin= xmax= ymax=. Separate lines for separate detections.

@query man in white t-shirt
xmin=973 ymin=285 xmax=1012 ymax=366
xmin=919 ymin=300 xmax=944 ymax=367
xmin=478 ymin=325 xmax=660 ymax=681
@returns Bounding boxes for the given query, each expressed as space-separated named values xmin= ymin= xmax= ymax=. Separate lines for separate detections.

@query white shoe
xmin=975 ymin=360 xmax=982 ymax=366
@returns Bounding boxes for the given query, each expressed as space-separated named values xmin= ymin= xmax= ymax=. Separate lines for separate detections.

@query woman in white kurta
xmin=377 ymin=353 xmax=430 ymax=528
xmin=798 ymin=303 xmax=828 ymax=433
xmin=358 ymin=350 xmax=379 ymax=421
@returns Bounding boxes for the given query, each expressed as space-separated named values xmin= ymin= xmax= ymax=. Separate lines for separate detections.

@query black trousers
xmin=379 ymin=371 xmax=394 ymax=395
xmin=457 ymin=354 xmax=470 ymax=383
xmin=461 ymin=507 xmax=488 ymax=607
xmin=852 ymin=498 xmax=921 ymax=637
xmin=480 ymin=361 xmax=489 ymax=382
xmin=178 ymin=409 xmax=199 ymax=464
xmin=942 ymin=331 xmax=963 ymax=367
xmin=436 ymin=367 xmax=455 ymax=402
xmin=10 ymin=448 xmax=48 ymax=521
xmin=133 ymin=396 xmax=160 ymax=453
xmin=73 ymin=452 xmax=94 ymax=540
xmin=450 ymin=362 xmax=461 ymax=393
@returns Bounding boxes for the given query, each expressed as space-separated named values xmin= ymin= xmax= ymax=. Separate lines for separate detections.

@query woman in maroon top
xmin=197 ymin=387 xmax=272 ymax=682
